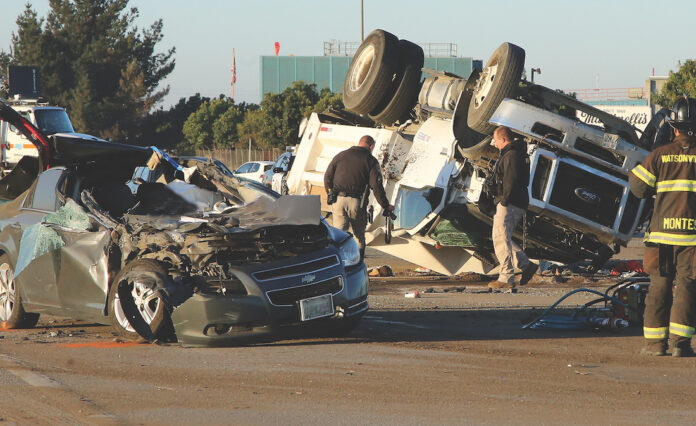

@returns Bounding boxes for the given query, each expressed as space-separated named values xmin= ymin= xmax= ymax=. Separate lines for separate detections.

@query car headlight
xmin=338 ymin=237 xmax=361 ymax=267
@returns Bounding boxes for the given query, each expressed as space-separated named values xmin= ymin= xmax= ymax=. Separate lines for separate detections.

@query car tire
xmin=369 ymin=39 xmax=424 ymax=126
xmin=467 ymin=42 xmax=525 ymax=134
xmin=343 ymin=29 xmax=400 ymax=115
xmin=108 ymin=259 xmax=171 ymax=341
xmin=0 ymin=254 xmax=40 ymax=329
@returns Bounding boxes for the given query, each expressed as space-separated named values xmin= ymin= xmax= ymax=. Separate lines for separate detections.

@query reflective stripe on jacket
xmin=629 ymin=134 xmax=696 ymax=246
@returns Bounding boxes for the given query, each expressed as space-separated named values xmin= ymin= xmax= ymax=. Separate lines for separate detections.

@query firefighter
xmin=629 ymin=96 xmax=696 ymax=357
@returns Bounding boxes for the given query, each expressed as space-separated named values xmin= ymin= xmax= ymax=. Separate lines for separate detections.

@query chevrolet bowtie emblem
xmin=302 ymin=274 xmax=316 ymax=284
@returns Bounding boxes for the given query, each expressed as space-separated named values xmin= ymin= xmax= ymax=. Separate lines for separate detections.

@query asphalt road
xmin=1 ymin=278 xmax=695 ymax=425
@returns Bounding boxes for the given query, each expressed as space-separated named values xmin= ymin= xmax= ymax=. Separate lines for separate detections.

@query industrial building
xmin=260 ymin=40 xmax=481 ymax=99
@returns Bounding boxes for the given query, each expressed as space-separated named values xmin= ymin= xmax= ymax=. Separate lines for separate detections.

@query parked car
xmin=234 ymin=160 xmax=273 ymax=183
xmin=261 ymin=152 xmax=296 ymax=194
xmin=287 ymin=30 xmax=659 ymax=275
xmin=0 ymin=98 xmax=368 ymax=347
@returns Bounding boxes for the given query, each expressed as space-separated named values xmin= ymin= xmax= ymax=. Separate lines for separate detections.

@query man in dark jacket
xmin=489 ymin=126 xmax=537 ymax=289
xmin=629 ymin=97 xmax=696 ymax=357
xmin=324 ymin=135 xmax=394 ymax=259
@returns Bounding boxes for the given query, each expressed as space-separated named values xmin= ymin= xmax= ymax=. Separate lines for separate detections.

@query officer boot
xmin=640 ymin=339 xmax=667 ymax=356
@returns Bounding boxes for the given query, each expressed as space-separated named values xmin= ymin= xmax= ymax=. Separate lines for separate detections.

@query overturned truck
xmin=287 ymin=30 xmax=668 ymax=275
xmin=0 ymin=99 xmax=368 ymax=346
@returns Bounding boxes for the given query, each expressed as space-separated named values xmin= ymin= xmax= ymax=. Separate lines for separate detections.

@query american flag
xmin=231 ymin=48 xmax=236 ymax=99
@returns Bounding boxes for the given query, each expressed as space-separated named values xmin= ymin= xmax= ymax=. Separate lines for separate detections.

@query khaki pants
xmin=492 ymin=203 xmax=529 ymax=284
xmin=643 ymin=245 xmax=696 ymax=347
xmin=332 ymin=196 xmax=367 ymax=257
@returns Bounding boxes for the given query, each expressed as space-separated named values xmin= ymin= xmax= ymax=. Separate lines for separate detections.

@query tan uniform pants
xmin=332 ymin=196 xmax=367 ymax=256
xmin=492 ymin=203 xmax=530 ymax=284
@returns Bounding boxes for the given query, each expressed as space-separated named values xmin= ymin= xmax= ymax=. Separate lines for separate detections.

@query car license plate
xmin=299 ymin=294 xmax=334 ymax=321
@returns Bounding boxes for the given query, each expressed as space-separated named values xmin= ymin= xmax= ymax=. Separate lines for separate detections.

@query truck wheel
xmin=343 ymin=29 xmax=400 ymax=115
xmin=467 ymin=42 xmax=525 ymax=134
xmin=369 ymin=40 xmax=424 ymax=126
xmin=108 ymin=259 xmax=170 ymax=341
xmin=638 ymin=108 xmax=671 ymax=150
xmin=0 ymin=254 xmax=40 ymax=329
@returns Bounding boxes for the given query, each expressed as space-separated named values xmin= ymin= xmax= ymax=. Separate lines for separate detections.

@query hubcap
xmin=113 ymin=279 xmax=160 ymax=333
xmin=349 ymin=45 xmax=375 ymax=91
xmin=0 ymin=262 xmax=15 ymax=322
xmin=472 ymin=63 xmax=499 ymax=109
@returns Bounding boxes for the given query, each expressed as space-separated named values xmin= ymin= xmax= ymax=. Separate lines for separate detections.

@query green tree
xmin=181 ymin=97 xmax=233 ymax=151
xmin=138 ymin=93 xmax=211 ymax=149
xmin=308 ymin=88 xmax=343 ymax=115
xmin=3 ymin=0 xmax=175 ymax=142
xmin=654 ymin=60 xmax=696 ymax=108
xmin=237 ymin=108 xmax=276 ymax=149
xmin=238 ymin=81 xmax=325 ymax=148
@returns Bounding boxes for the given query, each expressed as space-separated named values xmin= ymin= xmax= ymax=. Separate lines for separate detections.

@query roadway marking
xmin=0 ymin=354 xmax=60 ymax=388
xmin=7 ymin=369 xmax=60 ymax=387
xmin=363 ymin=315 xmax=432 ymax=329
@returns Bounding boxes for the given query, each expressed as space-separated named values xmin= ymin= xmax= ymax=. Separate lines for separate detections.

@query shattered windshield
xmin=34 ymin=109 xmax=74 ymax=134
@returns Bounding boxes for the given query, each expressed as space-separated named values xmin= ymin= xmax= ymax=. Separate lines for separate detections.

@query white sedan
xmin=233 ymin=161 xmax=274 ymax=183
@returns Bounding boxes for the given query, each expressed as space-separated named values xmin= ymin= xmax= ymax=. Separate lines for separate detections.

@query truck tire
xmin=0 ymin=254 xmax=40 ymax=329
xmin=467 ymin=42 xmax=525 ymax=134
xmin=343 ymin=29 xmax=400 ymax=115
xmin=638 ymin=108 xmax=671 ymax=150
xmin=369 ymin=40 xmax=424 ymax=126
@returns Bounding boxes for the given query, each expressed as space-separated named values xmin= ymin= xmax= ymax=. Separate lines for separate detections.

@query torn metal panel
xmin=54 ymin=228 xmax=111 ymax=321
xmin=166 ymin=180 xmax=224 ymax=212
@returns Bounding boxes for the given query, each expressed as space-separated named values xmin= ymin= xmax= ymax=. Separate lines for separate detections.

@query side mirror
xmin=273 ymin=167 xmax=283 ymax=173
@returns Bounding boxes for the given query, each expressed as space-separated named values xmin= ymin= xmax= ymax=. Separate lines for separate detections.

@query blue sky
xmin=2 ymin=0 xmax=694 ymax=108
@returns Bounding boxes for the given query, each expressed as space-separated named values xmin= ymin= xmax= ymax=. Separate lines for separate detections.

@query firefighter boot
xmin=640 ymin=340 xmax=667 ymax=356
xmin=670 ymin=340 xmax=696 ymax=358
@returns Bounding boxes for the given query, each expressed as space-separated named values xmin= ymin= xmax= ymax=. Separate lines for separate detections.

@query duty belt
xmin=338 ymin=191 xmax=361 ymax=198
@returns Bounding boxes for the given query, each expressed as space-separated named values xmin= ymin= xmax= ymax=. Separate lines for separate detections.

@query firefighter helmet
xmin=668 ymin=96 xmax=696 ymax=132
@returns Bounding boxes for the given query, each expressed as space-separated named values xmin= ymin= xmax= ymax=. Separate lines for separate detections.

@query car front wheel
xmin=108 ymin=259 xmax=171 ymax=340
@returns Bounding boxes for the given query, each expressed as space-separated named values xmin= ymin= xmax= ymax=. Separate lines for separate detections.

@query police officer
xmin=324 ymin=135 xmax=394 ymax=259
xmin=630 ymin=96 xmax=696 ymax=357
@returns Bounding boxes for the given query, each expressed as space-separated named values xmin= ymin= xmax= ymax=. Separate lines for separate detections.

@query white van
xmin=0 ymin=99 xmax=103 ymax=170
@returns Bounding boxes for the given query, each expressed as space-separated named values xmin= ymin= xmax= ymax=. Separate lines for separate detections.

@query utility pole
xmin=361 ymin=0 xmax=364 ymax=41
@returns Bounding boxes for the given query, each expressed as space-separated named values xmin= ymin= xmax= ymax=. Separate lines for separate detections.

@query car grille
xmin=266 ymin=276 xmax=343 ymax=306
xmin=252 ymin=255 xmax=340 ymax=281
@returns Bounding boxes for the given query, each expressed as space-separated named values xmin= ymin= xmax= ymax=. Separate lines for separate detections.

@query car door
xmin=13 ymin=168 xmax=68 ymax=308
xmin=14 ymin=168 xmax=111 ymax=318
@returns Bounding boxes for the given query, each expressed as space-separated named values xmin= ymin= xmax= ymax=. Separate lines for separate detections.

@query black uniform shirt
xmin=324 ymin=145 xmax=390 ymax=209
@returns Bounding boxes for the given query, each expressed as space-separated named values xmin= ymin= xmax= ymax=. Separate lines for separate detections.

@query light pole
xmin=361 ymin=0 xmax=364 ymax=41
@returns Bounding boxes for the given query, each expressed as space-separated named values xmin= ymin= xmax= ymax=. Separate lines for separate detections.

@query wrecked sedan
xmin=0 ymin=99 xmax=368 ymax=347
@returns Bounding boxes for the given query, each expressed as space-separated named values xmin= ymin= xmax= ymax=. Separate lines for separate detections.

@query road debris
xmin=368 ymin=265 xmax=394 ymax=277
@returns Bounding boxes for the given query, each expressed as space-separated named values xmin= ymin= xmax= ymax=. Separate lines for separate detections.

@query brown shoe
xmin=488 ymin=280 xmax=515 ymax=289
xmin=519 ymin=263 xmax=538 ymax=286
